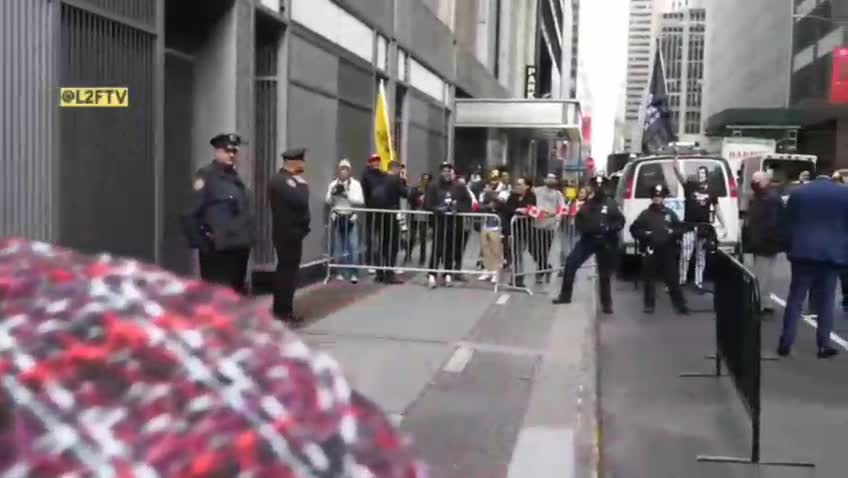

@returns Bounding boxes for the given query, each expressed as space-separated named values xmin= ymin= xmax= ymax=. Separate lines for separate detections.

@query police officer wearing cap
xmin=181 ymin=133 xmax=255 ymax=293
xmin=553 ymin=176 xmax=624 ymax=313
xmin=268 ymin=147 xmax=311 ymax=322
xmin=629 ymin=183 xmax=689 ymax=314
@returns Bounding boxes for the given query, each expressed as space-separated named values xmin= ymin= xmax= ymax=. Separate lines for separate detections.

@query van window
xmin=634 ymin=159 xmax=728 ymax=198
xmin=764 ymin=159 xmax=814 ymax=184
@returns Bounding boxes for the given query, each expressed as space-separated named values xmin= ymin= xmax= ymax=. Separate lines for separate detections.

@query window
xmin=635 ymin=160 xmax=728 ymax=198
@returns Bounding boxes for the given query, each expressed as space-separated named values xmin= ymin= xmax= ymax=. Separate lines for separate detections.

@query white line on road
xmin=769 ymin=293 xmax=848 ymax=351
xmin=496 ymin=294 xmax=511 ymax=305
xmin=442 ymin=345 xmax=474 ymax=373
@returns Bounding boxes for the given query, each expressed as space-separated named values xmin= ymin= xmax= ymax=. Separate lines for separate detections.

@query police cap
xmin=282 ymin=148 xmax=307 ymax=161
xmin=650 ymin=183 xmax=670 ymax=198
xmin=210 ymin=133 xmax=245 ymax=149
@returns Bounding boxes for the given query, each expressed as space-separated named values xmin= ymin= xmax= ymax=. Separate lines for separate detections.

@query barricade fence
xmin=683 ymin=250 xmax=815 ymax=472
xmin=509 ymin=210 xmax=577 ymax=291
xmin=324 ymin=207 xmax=504 ymax=288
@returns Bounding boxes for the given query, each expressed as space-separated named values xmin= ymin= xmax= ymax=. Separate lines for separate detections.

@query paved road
xmin=600 ymin=254 xmax=848 ymax=478
xmin=297 ymin=272 xmax=599 ymax=478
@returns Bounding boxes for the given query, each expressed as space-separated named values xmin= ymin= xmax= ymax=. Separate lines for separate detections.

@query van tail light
xmin=625 ymin=175 xmax=635 ymax=199
xmin=729 ymin=175 xmax=739 ymax=199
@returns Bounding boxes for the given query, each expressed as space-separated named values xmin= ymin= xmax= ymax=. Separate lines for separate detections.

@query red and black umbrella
xmin=0 ymin=238 xmax=426 ymax=478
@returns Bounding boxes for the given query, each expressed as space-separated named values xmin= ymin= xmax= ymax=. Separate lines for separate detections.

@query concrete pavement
xmin=298 ymin=272 xmax=600 ymax=478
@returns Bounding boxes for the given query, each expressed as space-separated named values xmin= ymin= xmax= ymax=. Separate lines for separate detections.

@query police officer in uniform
xmin=553 ymin=176 xmax=624 ymax=313
xmin=181 ymin=133 xmax=255 ymax=293
xmin=629 ymin=184 xmax=689 ymax=315
xmin=268 ymin=148 xmax=310 ymax=322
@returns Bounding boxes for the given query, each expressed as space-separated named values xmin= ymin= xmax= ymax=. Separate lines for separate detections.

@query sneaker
xmin=428 ymin=275 xmax=438 ymax=289
xmin=444 ymin=274 xmax=453 ymax=287
xmin=478 ymin=274 xmax=491 ymax=282
xmin=335 ymin=274 xmax=345 ymax=281
xmin=491 ymin=273 xmax=498 ymax=284
xmin=396 ymin=269 xmax=405 ymax=275
xmin=350 ymin=276 xmax=359 ymax=284
xmin=368 ymin=269 xmax=377 ymax=275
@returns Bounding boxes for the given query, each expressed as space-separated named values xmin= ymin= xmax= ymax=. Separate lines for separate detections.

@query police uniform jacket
xmin=629 ymin=204 xmax=683 ymax=248
xmin=269 ymin=169 xmax=311 ymax=243
xmin=575 ymin=196 xmax=625 ymax=242
xmin=182 ymin=161 xmax=255 ymax=252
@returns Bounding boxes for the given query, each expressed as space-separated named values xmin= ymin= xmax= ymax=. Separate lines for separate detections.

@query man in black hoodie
xmin=553 ymin=176 xmax=624 ymax=313
xmin=629 ymin=184 xmax=689 ymax=314
xmin=368 ymin=160 xmax=408 ymax=283
xmin=424 ymin=162 xmax=472 ymax=288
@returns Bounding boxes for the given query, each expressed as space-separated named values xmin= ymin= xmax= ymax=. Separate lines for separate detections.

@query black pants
xmin=531 ymin=229 xmax=555 ymax=278
xmin=406 ymin=220 xmax=428 ymax=264
xmin=558 ymin=238 xmax=613 ymax=309
xmin=273 ymin=239 xmax=303 ymax=318
xmin=642 ymin=245 xmax=686 ymax=309
xmin=429 ymin=215 xmax=461 ymax=273
xmin=199 ymin=248 xmax=250 ymax=293
xmin=454 ymin=226 xmax=471 ymax=272
xmin=375 ymin=214 xmax=400 ymax=279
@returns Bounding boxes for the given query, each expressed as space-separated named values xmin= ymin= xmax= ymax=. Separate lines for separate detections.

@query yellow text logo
xmin=59 ymin=87 xmax=129 ymax=108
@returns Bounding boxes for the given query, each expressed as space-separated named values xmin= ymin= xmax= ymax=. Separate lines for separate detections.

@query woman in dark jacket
xmin=744 ymin=171 xmax=785 ymax=314
xmin=499 ymin=176 xmax=537 ymax=287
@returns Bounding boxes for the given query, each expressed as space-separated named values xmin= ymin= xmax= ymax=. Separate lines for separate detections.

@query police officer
xmin=553 ymin=176 xmax=624 ymax=314
xmin=629 ymin=184 xmax=689 ymax=315
xmin=181 ymin=133 xmax=255 ymax=293
xmin=268 ymin=148 xmax=310 ymax=322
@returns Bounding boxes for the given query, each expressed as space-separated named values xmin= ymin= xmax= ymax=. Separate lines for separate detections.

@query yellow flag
xmin=374 ymin=80 xmax=396 ymax=171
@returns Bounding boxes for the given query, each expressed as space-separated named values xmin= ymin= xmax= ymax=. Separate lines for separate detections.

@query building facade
xmin=623 ymin=0 xmax=659 ymax=152
xmin=658 ymin=7 xmax=706 ymax=142
xmin=0 ymin=0 xmax=529 ymax=275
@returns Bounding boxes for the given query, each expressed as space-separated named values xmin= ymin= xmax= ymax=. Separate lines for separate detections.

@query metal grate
xmin=69 ymin=0 xmax=156 ymax=25
xmin=59 ymin=4 xmax=156 ymax=260
xmin=254 ymin=38 xmax=279 ymax=266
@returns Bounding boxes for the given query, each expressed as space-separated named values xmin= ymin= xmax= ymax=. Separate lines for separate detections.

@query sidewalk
xmin=298 ymin=271 xmax=600 ymax=478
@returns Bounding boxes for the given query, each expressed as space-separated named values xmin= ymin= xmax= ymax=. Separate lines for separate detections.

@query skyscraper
xmin=657 ymin=7 xmax=706 ymax=140
xmin=623 ymin=0 xmax=658 ymax=152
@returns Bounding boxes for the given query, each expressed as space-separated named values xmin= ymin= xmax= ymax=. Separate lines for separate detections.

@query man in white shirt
xmin=326 ymin=159 xmax=365 ymax=282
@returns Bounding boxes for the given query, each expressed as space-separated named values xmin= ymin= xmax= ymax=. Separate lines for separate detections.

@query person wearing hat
xmin=367 ymin=160 xmax=409 ymax=284
xmin=180 ymin=133 xmax=255 ymax=293
xmin=553 ymin=176 xmax=623 ymax=313
xmin=326 ymin=158 xmax=365 ymax=283
xmin=629 ymin=183 xmax=689 ymax=314
xmin=424 ymin=162 xmax=473 ymax=288
xmin=268 ymin=147 xmax=311 ymax=322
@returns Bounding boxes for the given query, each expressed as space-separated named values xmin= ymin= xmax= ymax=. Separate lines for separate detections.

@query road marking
xmin=442 ymin=345 xmax=473 ymax=373
xmin=769 ymin=293 xmax=848 ymax=351
xmin=496 ymin=293 xmax=510 ymax=305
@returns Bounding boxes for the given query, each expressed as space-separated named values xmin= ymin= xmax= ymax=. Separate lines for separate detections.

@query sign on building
xmin=525 ymin=65 xmax=537 ymax=98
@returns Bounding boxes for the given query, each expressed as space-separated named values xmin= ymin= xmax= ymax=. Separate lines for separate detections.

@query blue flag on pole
xmin=642 ymin=47 xmax=676 ymax=154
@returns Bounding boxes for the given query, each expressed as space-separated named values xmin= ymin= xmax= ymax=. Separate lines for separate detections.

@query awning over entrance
xmin=454 ymin=99 xmax=583 ymax=142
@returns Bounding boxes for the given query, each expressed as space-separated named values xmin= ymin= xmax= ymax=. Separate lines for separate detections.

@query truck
xmin=718 ymin=137 xmax=777 ymax=175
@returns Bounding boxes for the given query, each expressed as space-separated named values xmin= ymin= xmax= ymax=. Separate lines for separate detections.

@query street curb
xmin=573 ymin=274 xmax=601 ymax=478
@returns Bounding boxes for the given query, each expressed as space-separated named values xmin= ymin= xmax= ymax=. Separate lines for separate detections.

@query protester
xmin=629 ymin=184 xmax=689 ymax=315
xmin=368 ymin=160 xmax=408 ymax=284
xmin=502 ymin=176 xmax=537 ymax=288
xmin=478 ymin=172 xmax=506 ymax=283
xmin=0 ymin=238 xmax=426 ymax=478
xmin=424 ymin=163 xmax=473 ymax=288
xmin=406 ymin=173 xmax=432 ymax=266
xmin=361 ymin=154 xmax=386 ymax=272
xmin=743 ymin=170 xmax=784 ymax=315
xmin=532 ymin=173 xmax=567 ymax=284
xmin=778 ymin=174 xmax=848 ymax=358
xmin=553 ymin=177 xmax=623 ymax=313
xmin=326 ymin=158 xmax=365 ymax=283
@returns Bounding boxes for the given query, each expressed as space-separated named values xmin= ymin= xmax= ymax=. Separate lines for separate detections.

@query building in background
xmin=703 ymin=0 xmax=848 ymax=172
xmin=658 ymin=7 xmax=706 ymax=143
xmin=0 ymin=0 xmax=529 ymax=277
xmin=567 ymin=0 xmax=581 ymax=98
xmin=622 ymin=0 xmax=660 ymax=152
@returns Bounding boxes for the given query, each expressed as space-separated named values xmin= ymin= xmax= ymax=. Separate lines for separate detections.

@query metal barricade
xmin=509 ymin=212 xmax=576 ymax=293
xmin=324 ymin=207 xmax=503 ymax=290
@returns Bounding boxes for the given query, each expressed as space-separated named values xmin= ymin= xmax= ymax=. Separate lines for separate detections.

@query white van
xmin=738 ymin=153 xmax=817 ymax=213
xmin=615 ymin=155 xmax=740 ymax=255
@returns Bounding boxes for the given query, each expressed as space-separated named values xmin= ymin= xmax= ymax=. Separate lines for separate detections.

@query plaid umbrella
xmin=0 ymin=238 xmax=426 ymax=478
